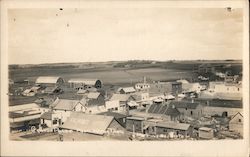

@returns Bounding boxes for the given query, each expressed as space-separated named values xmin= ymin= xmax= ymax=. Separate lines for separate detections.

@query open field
xmin=9 ymin=60 xmax=242 ymax=85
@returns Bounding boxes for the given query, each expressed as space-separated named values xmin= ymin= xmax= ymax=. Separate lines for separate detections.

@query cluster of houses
xmin=9 ymin=75 xmax=243 ymax=140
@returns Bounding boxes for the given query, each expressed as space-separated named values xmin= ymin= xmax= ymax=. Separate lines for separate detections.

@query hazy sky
xmin=8 ymin=8 xmax=243 ymax=64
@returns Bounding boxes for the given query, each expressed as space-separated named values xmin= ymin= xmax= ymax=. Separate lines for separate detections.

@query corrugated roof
xmin=110 ymin=94 xmax=132 ymax=102
xmin=53 ymin=99 xmax=81 ymax=111
xmin=170 ymin=101 xmax=200 ymax=109
xmin=148 ymin=104 xmax=180 ymax=117
xmin=68 ymin=79 xmax=100 ymax=85
xmin=60 ymin=112 xmax=114 ymax=135
xmin=36 ymin=76 xmax=63 ymax=84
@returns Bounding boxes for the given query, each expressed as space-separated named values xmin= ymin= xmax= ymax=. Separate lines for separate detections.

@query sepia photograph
xmin=1 ymin=0 xmax=249 ymax=156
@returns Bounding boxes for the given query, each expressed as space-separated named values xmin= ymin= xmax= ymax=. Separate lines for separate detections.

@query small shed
xmin=198 ymin=127 xmax=214 ymax=139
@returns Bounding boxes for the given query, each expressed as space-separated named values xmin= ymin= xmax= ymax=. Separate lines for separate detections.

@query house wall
xmin=105 ymin=100 xmax=120 ymax=111
xmin=53 ymin=110 xmax=71 ymax=123
xmin=126 ymin=119 xmax=143 ymax=133
xmin=229 ymin=114 xmax=243 ymax=136
xmin=74 ymin=103 xmax=84 ymax=112
xmin=41 ymin=119 xmax=52 ymax=127
xmin=177 ymin=106 xmax=203 ymax=119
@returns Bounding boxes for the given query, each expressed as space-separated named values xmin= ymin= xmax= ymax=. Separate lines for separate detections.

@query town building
xmin=170 ymin=101 xmax=203 ymax=119
xmin=9 ymin=103 xmax=43 ymax=132
xmin=126 ymin=116 xmax=145 ymax=133
xmin=135 ymin=83 xmax=150 ymax=91
xmin=51 ymin=98 xmax=85 ymax=122
xmin=40 ymin=111 xmax=62 ymax=128
xmin=109 ymin=94 xmax=136 ymax=112
xmin=147 ymin=103 xmax=181 ymax=121
xmin=144 ymin=120 xmax=192 ymax=137
xmin=68 ymin=78 xmax=102 ymax=89
xmin=35 ymin=76 xmax=64 ymax=87
xmin=229 ymin=112 xmax=243 ymax=136
xmin=60 ymin=112 xmax=125 ymax=135
xmin=98 ymin=111 xmax=129 ymax=128
xmin=118 ymin=87 xmax=136 ymax=94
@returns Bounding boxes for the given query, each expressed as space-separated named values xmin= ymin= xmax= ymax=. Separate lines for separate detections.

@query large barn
xmin=35 ymin=76 xmax=64 ymax=86
xmin=68 ymin=78 xmax=102 ymax=89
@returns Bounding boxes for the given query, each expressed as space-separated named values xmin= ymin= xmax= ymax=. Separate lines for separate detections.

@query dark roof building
xmin=147 ymin=103 xmax=180 ymax=121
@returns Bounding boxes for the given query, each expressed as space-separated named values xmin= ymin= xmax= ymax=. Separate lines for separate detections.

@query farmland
xmin=9 ymin=60 xmax=242 ymax=86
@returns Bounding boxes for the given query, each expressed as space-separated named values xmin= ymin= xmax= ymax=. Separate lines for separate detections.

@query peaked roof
xmin=147 ymin=103 xmax=180 ymax=117
xmin=53 ymin=99 xmax=81 ymax=111
xmin=230 ymin=112 xmax=243 ymax=121
xmin=61 ymin=112 xmax=115 ymax=135
xmin=170 ymin=101 xmax=200 ymax=109
xmin=119 ymin=87 xmax=136 ymax=93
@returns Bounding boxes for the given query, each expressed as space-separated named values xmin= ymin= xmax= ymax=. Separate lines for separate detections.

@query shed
xmin=198 ymin=127 xmax=214 ymax=139
xmin=68 ymin=78 xmax=102 ymax=88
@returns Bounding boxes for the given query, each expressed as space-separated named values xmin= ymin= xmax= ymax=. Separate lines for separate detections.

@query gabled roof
xmin=40 ymin=111 xmax=54 ymax=120
xmin=110 ymin=94 xmax=133 ymax=102
xmin=60 ymin=112 xmax=115 ymax=135
xmin=170 ymin=101 xmax=200 ymax=109
xmin=87 ymin=92 xmax=101 ymax=99
xmin=53 ymin=99 xmax=82 ymax=111
xmin=230 ymin=112 xmax=243 ymax=121
xmin=147 ymin=104 xmax=180 ymax=117
xmin=119 ymin=87 xmax=136 ymax=93
xmin=36 ymin=76 xmax=63 ymax=84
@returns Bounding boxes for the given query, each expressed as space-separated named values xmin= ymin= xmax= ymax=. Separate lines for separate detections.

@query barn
xmin=68 ymin=78 xmax=102 ymax=89
xmin=35 ymin=76 xmax=64 ymax=87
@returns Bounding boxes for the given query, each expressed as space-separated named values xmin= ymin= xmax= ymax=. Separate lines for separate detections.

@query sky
xmin=8 ymin=7 xmax=243 ymax=64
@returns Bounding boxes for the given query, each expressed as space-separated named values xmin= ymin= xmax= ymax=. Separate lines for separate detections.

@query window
xmin=239 ymin=119 xmax=242 ymax=122
xmin=53 ymin=120 xmax=57 ymax=125
xmin=191 ymin=111 xmax=193 ymax=115
xmin=238 ymin=88 xmax=240 ymax=91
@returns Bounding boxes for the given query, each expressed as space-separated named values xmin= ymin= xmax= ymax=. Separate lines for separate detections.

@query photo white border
xmin=1 ymin=0 xmax=249 ymax=156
